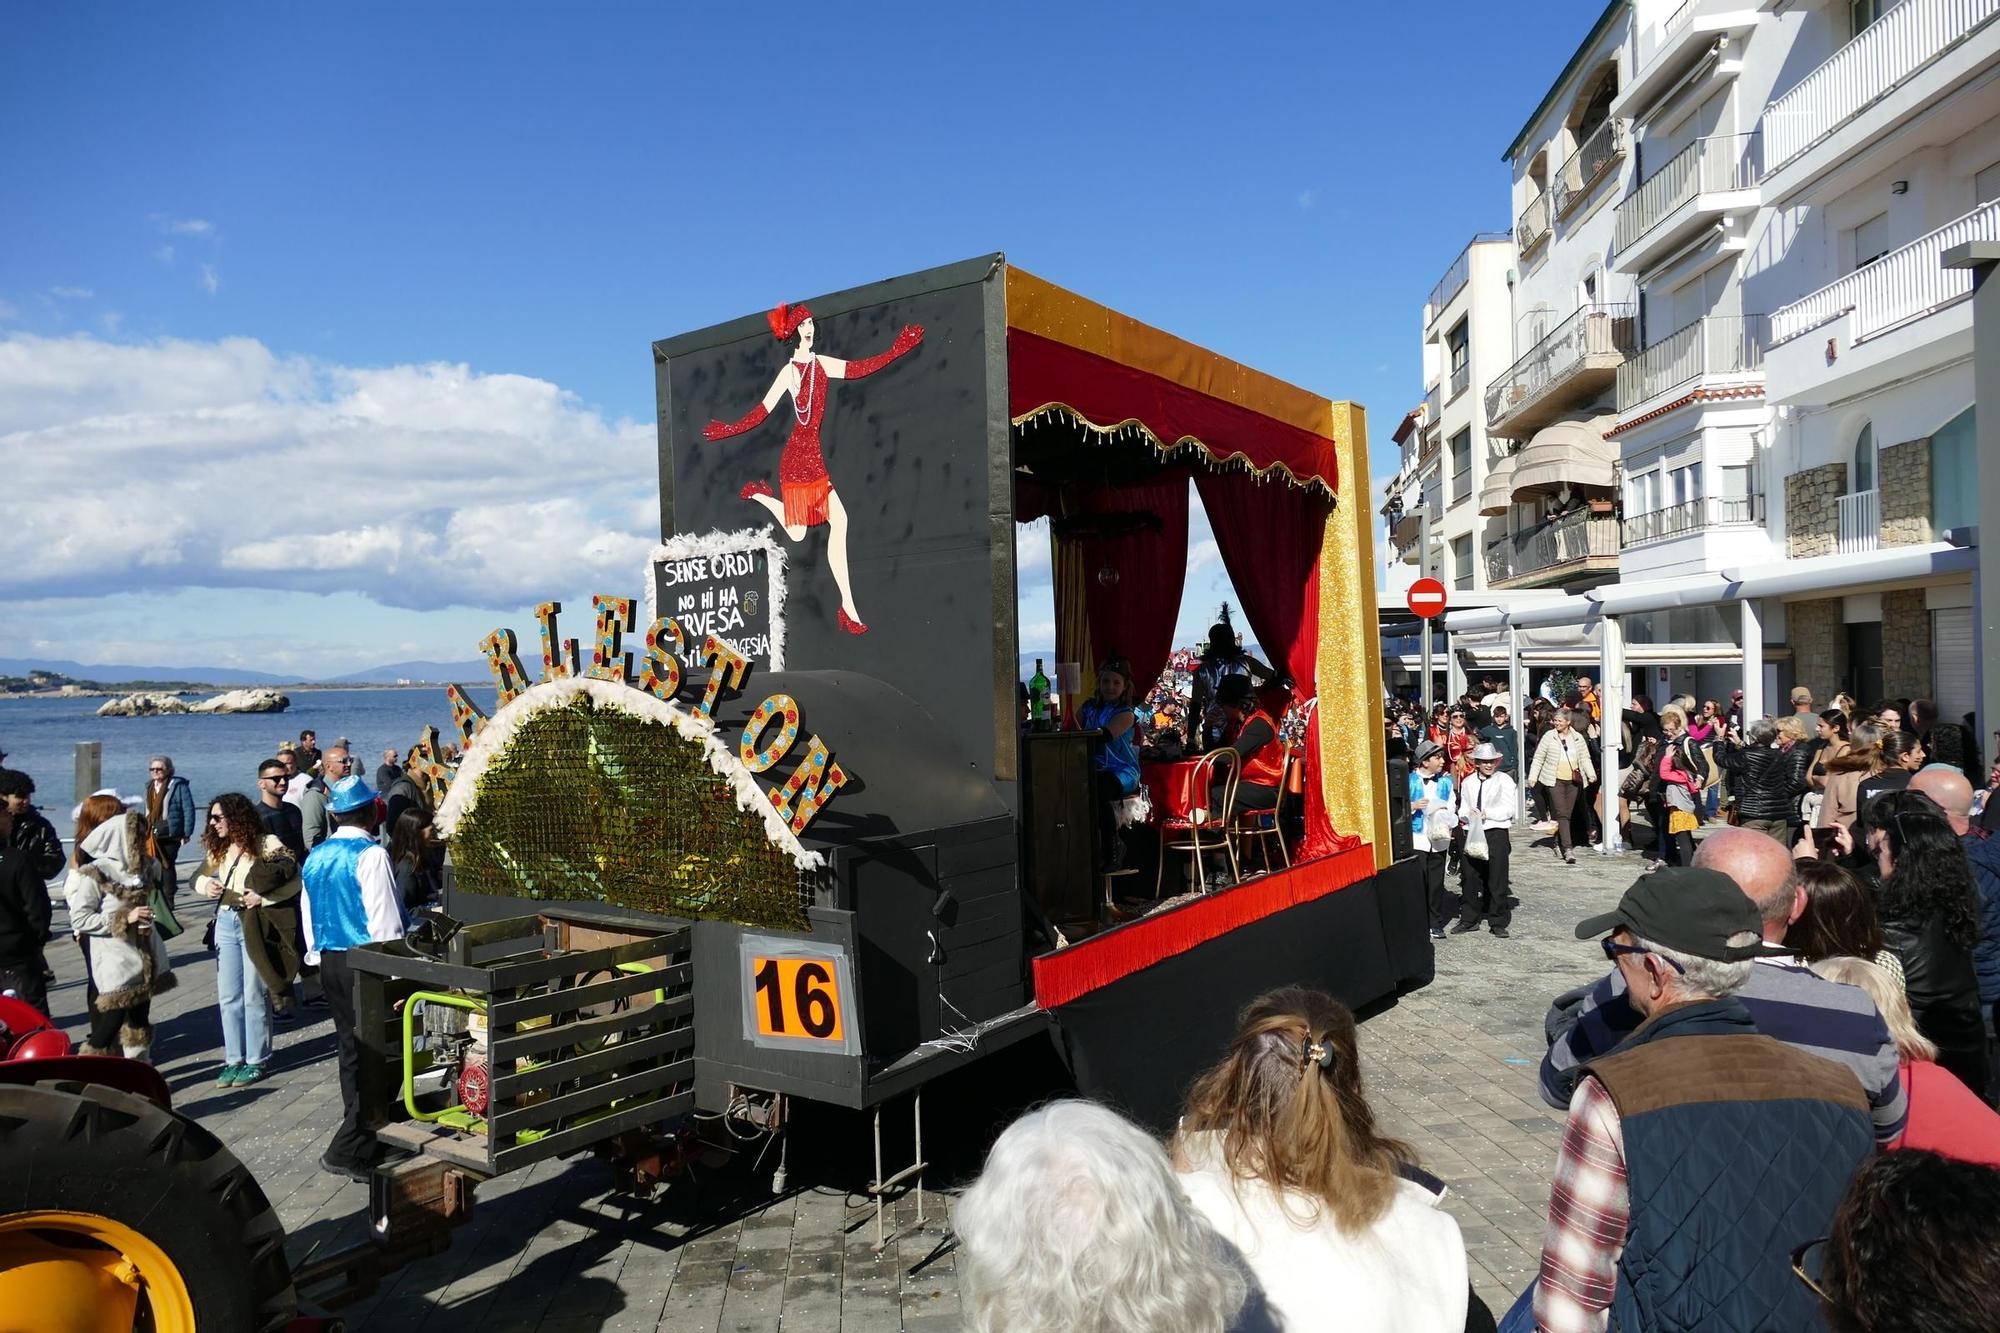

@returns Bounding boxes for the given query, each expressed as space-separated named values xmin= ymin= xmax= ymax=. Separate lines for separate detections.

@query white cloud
xmin=48 ymin=286 xmax=92 ymax=301
xmin=0 ymin=299 xmax=16 ymax=323
xmin=0 ymin=332 xmax=656 ymax=614
xmin=155 ymin=244 xmax=176 ymax=265
xmin=198 ymin=263 xmax=220 ymax=295
xmin=99 ymin=311 xmax=123 ymax=333
xmin=161 ymin=217 xmax=214 ymax=236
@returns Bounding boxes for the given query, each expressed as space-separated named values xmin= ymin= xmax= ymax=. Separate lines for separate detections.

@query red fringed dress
xmin=779 ymin=357 xmax=833 ymax=528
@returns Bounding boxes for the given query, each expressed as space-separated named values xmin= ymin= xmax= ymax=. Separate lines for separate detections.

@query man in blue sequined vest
xmin=1525 ymin=867 xmax=1874 ymax=1332
xmin=301 ymin=774 xmax=405 ymax=1181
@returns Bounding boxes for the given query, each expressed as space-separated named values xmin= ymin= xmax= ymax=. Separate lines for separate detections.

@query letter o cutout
xmin=739 ymin=694 xmax=801 ymax=773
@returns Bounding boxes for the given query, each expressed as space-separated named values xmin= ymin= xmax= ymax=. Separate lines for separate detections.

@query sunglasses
xmin=208 ymin=812 xmax=226 ymax=823
xmin=1600 ymin=938 xmax=1686 ymax=974
xmin=1790 ymin=1236 xmax=1831 ymax=1305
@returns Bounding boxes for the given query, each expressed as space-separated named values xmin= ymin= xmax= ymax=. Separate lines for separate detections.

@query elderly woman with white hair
xmin=955 ymin=1099 xmax=1277 ymax=1333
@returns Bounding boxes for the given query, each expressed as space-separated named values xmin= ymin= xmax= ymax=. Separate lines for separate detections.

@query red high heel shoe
xmin=837 ymin=608 xmax=868 ymax=635
xmin=740 ymin=478 xmax=774 ymax=501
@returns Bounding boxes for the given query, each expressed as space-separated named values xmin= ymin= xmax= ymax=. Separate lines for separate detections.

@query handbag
xmin=1462 ymin=778 xmax=1490 ymax=860
xmin=1620 ymin=737 xmax=1660 ymax=798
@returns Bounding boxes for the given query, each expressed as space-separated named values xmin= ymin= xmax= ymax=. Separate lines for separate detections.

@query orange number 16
xmin=750 ymin=956 xmax=845 ymax=1041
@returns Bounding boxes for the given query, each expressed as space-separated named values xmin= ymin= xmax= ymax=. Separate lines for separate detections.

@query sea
xmin=0 ymin=686 xmax=500 ymax=817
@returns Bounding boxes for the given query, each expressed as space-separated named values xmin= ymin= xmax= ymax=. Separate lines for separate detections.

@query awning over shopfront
xmin=1478 ymin=447 xmax=1517 ymax=515
xmin=1509 ymin=418 xmax=1617 ymax=497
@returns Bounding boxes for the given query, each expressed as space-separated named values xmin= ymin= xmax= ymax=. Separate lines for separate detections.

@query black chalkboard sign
xmin=648 ymin=534 xmax=784 ymax=669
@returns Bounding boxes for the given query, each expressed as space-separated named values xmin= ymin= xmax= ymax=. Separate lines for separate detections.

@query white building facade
xmin=1427 ymin=0 xmax=1990 ymax=749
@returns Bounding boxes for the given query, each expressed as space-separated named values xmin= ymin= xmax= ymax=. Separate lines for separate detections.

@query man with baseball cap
xmin=300 ymin=774 xmax=405 ymax=1181
xmin=1791 ymin=685 xmax=1816 ymax=715
xmin=1523 ymin=867 xmax=1873 ymax=1333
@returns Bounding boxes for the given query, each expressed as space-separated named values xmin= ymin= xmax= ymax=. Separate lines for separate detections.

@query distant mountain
xmin=321 ymin=660 xmax=493 ymax=685
xmin=0 ymin=656 xmax=293 ymax=686
xmin=0 ymin=655 xmax=492 ymax=688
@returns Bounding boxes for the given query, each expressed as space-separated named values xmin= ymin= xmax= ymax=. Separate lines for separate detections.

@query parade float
xmin=0 ymin=256 xmax=1430 ymax=1328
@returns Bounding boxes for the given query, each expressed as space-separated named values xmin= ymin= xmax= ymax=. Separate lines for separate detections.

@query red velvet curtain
xmin=1194 ymin=472 xmax=1339 ymax=856
xmin=1050 ymin=476 xmax=1190 ymax=712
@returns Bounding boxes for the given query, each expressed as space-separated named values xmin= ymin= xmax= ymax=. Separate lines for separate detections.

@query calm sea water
xmin=0 ymin=686 xmax=499 ymax=816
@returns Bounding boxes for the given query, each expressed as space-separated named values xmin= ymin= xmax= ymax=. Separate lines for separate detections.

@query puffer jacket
xmin=1722 ymin=742 xmax=1809 ymax=822
xmin=1961 ymin=829 xmax=2000 ymax=1005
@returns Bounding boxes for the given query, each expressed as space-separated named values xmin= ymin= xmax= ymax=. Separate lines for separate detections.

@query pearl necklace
xmin=791 ymin=357 xmax=816 ymax=424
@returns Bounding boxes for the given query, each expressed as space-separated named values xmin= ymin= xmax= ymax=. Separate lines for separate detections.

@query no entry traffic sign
xmin=1407 ymin=578 xmax=1448 ymax=620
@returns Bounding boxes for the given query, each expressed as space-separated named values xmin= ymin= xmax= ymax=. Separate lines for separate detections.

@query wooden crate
xmin=348 ymin=908 xmax=695 ymax=1177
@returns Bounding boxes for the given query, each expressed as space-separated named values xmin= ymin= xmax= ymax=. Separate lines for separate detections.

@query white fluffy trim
xmin=643 ymin=526 xmax=788 ymax=670
xmin=435 ymin=675 xmax=822 ymax=871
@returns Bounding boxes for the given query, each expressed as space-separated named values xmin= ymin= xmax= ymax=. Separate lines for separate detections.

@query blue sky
xmin=0 ymin=1 xmax=1605 ymax=675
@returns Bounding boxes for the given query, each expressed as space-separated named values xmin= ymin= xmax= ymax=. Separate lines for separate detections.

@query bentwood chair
xmin=1233 ymin=748 xmax=1297 ymax=876
xmin=1155 ymin=748 xmax=1241 ymax=898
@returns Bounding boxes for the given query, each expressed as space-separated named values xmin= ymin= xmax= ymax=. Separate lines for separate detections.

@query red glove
xmin=703 ymin=403 xmax=769 ymax=441
xmin=842 ymin=324 xmax=925 ymax=380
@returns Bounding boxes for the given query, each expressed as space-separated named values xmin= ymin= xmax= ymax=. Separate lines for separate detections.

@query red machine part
xmin=456 ymin=1058 xmax=491 ymax=1116
xmin=0 ymin=994 xmax=67 ymax=1060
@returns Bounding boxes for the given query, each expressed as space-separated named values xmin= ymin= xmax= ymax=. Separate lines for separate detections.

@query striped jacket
xmin=1540 ymin=955 xmax=1906 ymax=1144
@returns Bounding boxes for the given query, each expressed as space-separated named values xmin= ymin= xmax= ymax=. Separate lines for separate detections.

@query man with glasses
xmin=1513 ymin=867 xmax=1873 ymax=1333
xmin=143 ymin=754 xmax=195 ymax=900
xmin=1540 ymin=827 xmax=1907 ymax=1146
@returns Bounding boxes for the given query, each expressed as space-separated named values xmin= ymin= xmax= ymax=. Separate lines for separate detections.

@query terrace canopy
xmin=1002 ymin=267 xmax=1379 ymax=859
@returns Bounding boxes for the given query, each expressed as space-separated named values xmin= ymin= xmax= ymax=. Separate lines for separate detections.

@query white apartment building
xmin=1430 ymin=0 xmax=1989 ymax=743
xmin=1381 ymin=234 xmax=1517 ymax=698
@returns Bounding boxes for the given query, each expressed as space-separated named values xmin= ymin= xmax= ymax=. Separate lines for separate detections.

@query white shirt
xmin=1178 ymin=1133 xmax=1468 ymax=1333
xmin=299 ymin=824 xmax=406 ymax=963
xmin=1458 ymin=770 xmax=1518 ymax=829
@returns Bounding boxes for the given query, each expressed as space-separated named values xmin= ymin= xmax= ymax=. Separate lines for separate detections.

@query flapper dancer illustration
xmin=702 ymin=304 xmax=925 ymax=634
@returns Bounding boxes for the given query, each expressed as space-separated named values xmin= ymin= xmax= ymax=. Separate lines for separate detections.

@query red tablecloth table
xmin=1141 ymin=758 xmax=1206 ymax=822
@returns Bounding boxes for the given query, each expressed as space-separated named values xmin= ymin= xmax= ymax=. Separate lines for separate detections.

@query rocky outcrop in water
xmin=96 ymin=688 xmax=289 ymax=717
xmin=191 ymin=688 xmax=289 ymax=714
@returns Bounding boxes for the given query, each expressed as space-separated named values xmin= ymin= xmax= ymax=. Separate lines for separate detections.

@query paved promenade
xmin=33 ymin=836 xmax=1644 ymax=1329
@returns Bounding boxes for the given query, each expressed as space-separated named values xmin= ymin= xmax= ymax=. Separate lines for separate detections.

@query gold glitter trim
xmin=1011 ymin=402 xmax=1336 ymax=496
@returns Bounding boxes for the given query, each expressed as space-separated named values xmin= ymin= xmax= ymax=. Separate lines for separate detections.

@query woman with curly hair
xmin=1856 ymin=791 xmax=1989 ymax=1095
xmin=1812 ymin=1149 xmax=2000 ymax=1332
xmin=192 ymin=791 xmax=303 ymax=1087
xmin=1172 ymin=987 xmax=1468 ymax=1332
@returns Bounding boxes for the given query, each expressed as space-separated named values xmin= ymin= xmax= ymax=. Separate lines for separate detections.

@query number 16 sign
xmin=737 ymin=935 xmax=859 ymax=1054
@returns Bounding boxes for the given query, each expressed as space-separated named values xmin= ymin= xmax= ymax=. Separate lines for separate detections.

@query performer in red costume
xmin=703 ymin=305 xmax=924 ymax=634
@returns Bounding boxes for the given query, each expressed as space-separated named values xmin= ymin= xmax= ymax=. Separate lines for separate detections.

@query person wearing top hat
xmin=1188 ymin=615 xmax=1278 ymax=751
xmin=300 ymin=774 xmax=405 ymax=1181
xmin=1511 ymin=867 xmax=1875 ymax=1333
xmin=1453 ymin=742 xmax=1518 ymax=938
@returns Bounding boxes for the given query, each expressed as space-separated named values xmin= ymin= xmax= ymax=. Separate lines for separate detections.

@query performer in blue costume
xmin=301 ymin=774 xmax=405 ymax=1180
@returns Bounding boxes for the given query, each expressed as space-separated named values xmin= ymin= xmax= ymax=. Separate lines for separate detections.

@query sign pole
xmin=1419 ymin=511 xmax=1433 ymax=716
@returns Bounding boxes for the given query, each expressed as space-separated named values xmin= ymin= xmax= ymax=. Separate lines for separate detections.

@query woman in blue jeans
xmin=193 ymin=793 xmax=302 ymax=1087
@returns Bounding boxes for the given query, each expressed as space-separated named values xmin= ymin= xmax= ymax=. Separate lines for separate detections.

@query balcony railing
xmin=1613 ymin=132 xmax=1762 ymax=255
xmin=1518 ymin=189 xmax=1552 ymax=253
xmin=1427 ymin=232 xmax=1510 ymax=320
xmin=1616 ymin=314 xmax=1767 ymax=410
xmin=1487 ymin=510 xmax=1621 ymax=585
xmin=1424 ymin=381 xmax=1441 ymax=425
xmin=1449 ymin=360 xmax=1471 ymax=399
xmin=1770 ymin=197 xmax=2000 ymax=345
xmin=1621 ymin=493 xmax=1765 ymax=546
xmin=1838 ymin=488 xmax=1881 ymax=554
xmin=1634 ymin=0 xmax=1697 ymax=75
xmin=1485 ymin=303 xmax=1638 ymax=427
xmin=1764 ymin=0 xmax=2000 ymax=175
xmin=1554 ymin=119 xmax=1629 ymax=218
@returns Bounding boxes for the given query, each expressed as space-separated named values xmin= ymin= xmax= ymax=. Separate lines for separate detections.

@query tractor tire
xmin=0 ymin=1078 xmax=297 ymax=1331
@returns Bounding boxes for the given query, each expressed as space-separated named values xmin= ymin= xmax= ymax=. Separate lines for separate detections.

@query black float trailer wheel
xmin=0 ymin=1079 xmax=298 ymax=1332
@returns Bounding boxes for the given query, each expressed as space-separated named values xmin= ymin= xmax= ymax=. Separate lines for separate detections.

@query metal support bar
xmin=1598 ymin=616 xmax=1625 ymax=855
xmin=1420 ymin=511 xmax=1434 ymax=715
xmin=1741 ymin=598 xmax=1765 ymax=724
xmin=867 ymin=1086 xmax=928 ymax=1252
